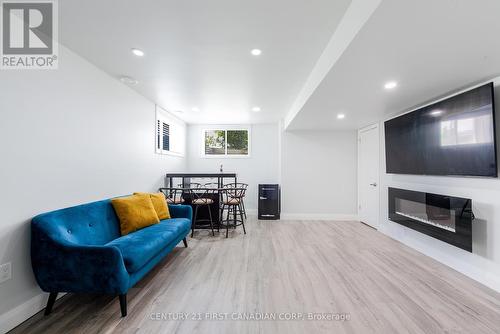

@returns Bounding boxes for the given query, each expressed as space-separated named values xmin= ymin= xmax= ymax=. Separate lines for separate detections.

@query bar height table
xmin=164 ymin=173 xmax=238 ymax=231
xmin=165 ymin=173 xmax=237 ymax=189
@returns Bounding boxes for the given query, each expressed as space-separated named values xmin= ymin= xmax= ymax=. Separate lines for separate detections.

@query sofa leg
xmin=44 ymin=292 xmax=58 ymax=316
xmin=182 ymin=237 xmax=188 ymax=248
xmin=119 ymin=294 xmax=127 ymax=317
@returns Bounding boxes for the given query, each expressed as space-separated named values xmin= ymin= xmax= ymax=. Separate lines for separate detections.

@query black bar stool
xmin=204 ymin=182 xmax=222 ymax=223
xmin=203 ymin=182 xmax=219 ymax=188
xmin=159 ymin=187 xmax=185 ymax=205
xmin=190 ymin=188 xmax=216 ymax=237
xmin=220 ymin=186 xmax=247 ymax=238
xmin=224 ymin=183 xmax=248 ymax=219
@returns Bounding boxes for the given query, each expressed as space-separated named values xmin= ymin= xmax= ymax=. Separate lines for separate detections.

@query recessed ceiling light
xmin=131 ymin=48 xmax=144 ymax=57
xmin=120 ymin=76 xmax=138 ymax=85
xmin=430 ymin=110 xmax=442 ymax=116
xmin=252 ymin=106 xmax=261 ymax=112
xmin=384 ymin=81 xmax=398 ymax=90
xmin=192 ymin=107 xmax=200 ymax=112
xmin=337 ymin=113 xmax=345 ymax=119
xmin=251 ymin=49 xmax=262 ymax=56
xmin=173 ymin=110 xmax=184 ymax=113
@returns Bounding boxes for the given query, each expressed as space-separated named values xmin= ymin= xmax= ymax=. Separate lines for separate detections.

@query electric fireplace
xmin=388 ymin=187 xmax=473 ymax=252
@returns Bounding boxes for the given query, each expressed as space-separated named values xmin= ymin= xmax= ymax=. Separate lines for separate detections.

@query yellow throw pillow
xmin=111 ymin=194 xmax=160 ymax=236
xmin=134 ymin=192 xmax=171 ymax=220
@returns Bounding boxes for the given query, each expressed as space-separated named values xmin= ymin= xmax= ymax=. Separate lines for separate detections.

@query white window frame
xmin=201 ymin=125 xmax=251 ymax=159
xmin=155 ymin=106 xmax=186 ymax=157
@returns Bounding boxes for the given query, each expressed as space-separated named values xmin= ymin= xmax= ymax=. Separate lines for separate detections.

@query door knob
xmin=369 ymin=183 xmax=377 ymax=187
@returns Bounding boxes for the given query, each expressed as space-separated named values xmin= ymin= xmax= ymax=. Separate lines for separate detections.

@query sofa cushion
xmin=134 ymin=192 xmax=171 ymax=220
xmin=106 ymin=218 xmax=191 ymax=273
xmin=157 ymin=217 xmax=191 ymax=235
xmin=111 ymin=194 xmax=160 ymax=236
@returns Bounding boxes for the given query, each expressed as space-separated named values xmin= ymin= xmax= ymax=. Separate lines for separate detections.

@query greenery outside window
xmin=203 ymin=128 xmax=250 ymax=157
xmin=205 ymin=130 xmax=226 ymax=155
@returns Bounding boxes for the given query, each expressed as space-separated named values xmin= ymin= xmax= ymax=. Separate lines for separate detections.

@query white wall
xmin=187 ymin=125 xmax=359 ymax=220
xmin=186 ymin=124 xmax=280 ymax=211
xmin=280 ymin=130 xmax=358 ymax=219
xmin=0 ymin=45 xmax=186 ymax=332
xmin=377 ymin=78 xmax=500 ymax=293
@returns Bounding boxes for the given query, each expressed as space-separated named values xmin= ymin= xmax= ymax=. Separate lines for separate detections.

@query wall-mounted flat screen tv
xmin=385 ymin=83 xmax=497 ymax=177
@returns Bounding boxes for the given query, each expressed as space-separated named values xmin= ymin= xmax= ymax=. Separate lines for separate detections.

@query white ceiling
xmin=59 ymin=0 xmax=500 ymax=129
xmin=287 ymin=0 xmax=500 ymax=130
xmin=59 ymin=0 xmax=351 ymax=124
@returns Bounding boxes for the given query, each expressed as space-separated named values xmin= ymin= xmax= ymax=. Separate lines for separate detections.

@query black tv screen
xmin=385 ymin=83 xmax=497 ymax=177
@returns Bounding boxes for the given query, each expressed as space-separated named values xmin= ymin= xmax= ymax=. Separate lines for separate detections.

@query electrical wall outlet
xmin=0 ymin=262 xmax=12 ymax=284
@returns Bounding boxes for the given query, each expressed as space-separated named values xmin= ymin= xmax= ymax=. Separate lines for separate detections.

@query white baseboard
xmin=0 ymin=292 xmax=65 ymax=334
xmin=279 ymin=213 xmax=358 ymax=221
xmin=244 ymin=209 xmax=358 ymax=221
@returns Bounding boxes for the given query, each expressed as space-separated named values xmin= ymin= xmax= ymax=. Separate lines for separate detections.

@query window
xmin=205 ymin=130 xmax=226 ymax=155
xmin=162 ymin=123 xmax=170 ymax=151
xmin=156 ymin=106 xmax=186 ymax=156
xmin=227 ymin=130 xmax=249 ymax=155
xmin=202 ymin=128 xmax=250 ymax=157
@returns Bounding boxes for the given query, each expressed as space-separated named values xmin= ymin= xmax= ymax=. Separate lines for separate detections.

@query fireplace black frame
xmin=388 ymin=187 xmax=473 ymax=252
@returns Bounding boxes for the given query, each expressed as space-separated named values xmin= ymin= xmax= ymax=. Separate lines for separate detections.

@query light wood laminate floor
xmin=11 ymin=219 xmax=500 ymax=334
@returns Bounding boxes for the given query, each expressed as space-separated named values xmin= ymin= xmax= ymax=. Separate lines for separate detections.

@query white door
xmin=358 ymin=124 xmax=380 ymax=228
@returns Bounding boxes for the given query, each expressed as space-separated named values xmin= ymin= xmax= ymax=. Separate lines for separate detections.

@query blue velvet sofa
xmin=31 ymin=198 xmax=192 ymax=317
